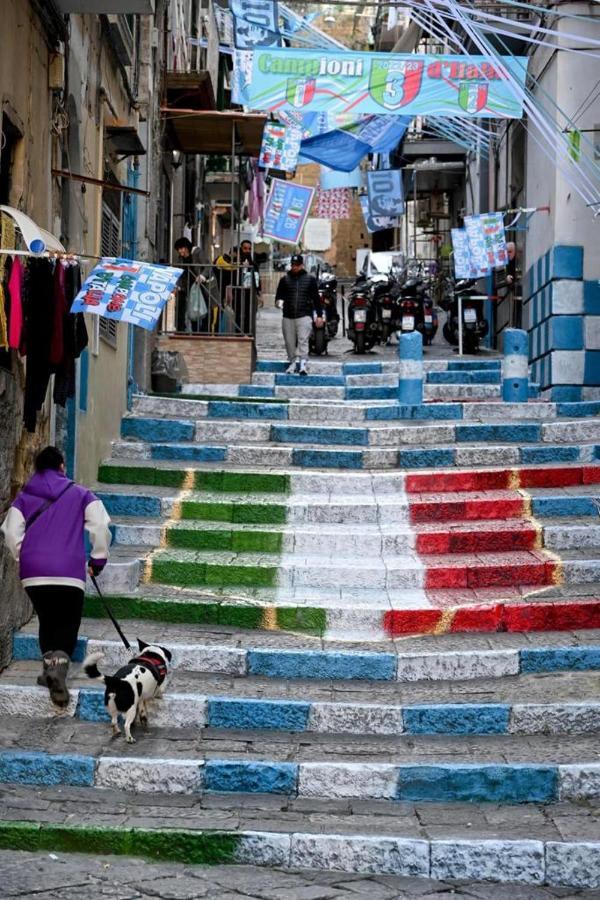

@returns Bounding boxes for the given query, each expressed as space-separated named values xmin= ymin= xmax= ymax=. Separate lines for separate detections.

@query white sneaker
xmin=299 ymin=360 xmax=308 ymax=377
xmin=286 ymin=360 xmax=299 ymax=375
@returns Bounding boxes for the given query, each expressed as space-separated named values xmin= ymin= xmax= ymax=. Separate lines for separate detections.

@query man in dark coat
xmin=275 ymin=254 xmax=323 ymax=376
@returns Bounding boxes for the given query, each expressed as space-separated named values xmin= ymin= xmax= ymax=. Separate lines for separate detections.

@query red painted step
xmin=405 ymin=463 xmax=600 ymax=495
xmin=423 ymin=551 xmax=558 ymax=590
xmin=415 ymin=520 xmax=539 ymax=554
xmin=409 ymin=492 xmax=526 ymax=524
xmin=384 ymin=598 xmax=600 ymax=637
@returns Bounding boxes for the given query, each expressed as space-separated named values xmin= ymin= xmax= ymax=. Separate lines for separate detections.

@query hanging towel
xmin=7 ymin=256 xmax=23 ymax=350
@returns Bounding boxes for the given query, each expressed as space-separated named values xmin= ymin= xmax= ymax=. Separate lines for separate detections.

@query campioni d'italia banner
xmin=237 ymin=48 xmax=528 ymax=118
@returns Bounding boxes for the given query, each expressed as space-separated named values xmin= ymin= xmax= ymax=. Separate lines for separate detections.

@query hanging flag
xmin=359 ymin=195 xmax=399 ymax=234
xmin=229 ymin=0 xmax=279 ymax=33
xmin=451 ymin=228 xmax=479 ymax=280
xmin=568 ymin=128 xmax=582 ymax=163
xmin=259 ymin=121 xmax=302 ymax=171
xmin=320 ymin=165 xmax=361 ymax=189
xmin=233 ymin=17 xmax=280 ymax=48
xmin=237 ymin=48 xmax=528 ymax=118
xmin=303 ymin=218 xmax=332 ymax=251
xmin=231 ymin=49 xmax=254 ymax=104
xmin=367 ymin=169 xmax=405 ymax=217
xmin=299 ymin=115 xmax=410 ymax=171
xmin=314 ymin=187 xmax=353 ymax=219
xmin=262 ymin=180 xmax=315 ymax=244
xmin=464 ymin=212 xmax=508 ymax=273
xmin=71 ymin=259 xmax=183 ymax=331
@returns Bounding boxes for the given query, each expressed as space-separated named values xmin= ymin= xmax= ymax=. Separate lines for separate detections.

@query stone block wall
xmin=157 ymin=335 xmax=255 ymax=384
xmin=526 ymin=245 xmax=600 ymax=401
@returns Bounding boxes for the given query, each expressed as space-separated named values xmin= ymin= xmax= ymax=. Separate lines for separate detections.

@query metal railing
xmin=159 ymin=263 xmax=260 ymax=339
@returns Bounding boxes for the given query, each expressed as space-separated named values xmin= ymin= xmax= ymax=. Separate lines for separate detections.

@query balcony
xmin=53 ymin=1 xmax=154 ymax=12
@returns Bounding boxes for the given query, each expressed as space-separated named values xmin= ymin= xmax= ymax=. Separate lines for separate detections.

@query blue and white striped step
xmin=2 ymin=681 xmax=599 ymax=737
xmin=255 ymin=359 xmax=503 ymax=375
xmin=13 ymin=633 xmax=600 ymax=682
xmin=0 ymin=745 xmax=598 ymax=804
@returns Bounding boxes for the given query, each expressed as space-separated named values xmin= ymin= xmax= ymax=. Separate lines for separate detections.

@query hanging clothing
xmin=7 ymin=256 xmax=23 ymax=350
xmin=0 ymin=284 xmax=8 ymax=351
xmin=53 ymin=264 xmax=88 ymax=407
xmin=22 ymin=259 xmax=56 ymax=432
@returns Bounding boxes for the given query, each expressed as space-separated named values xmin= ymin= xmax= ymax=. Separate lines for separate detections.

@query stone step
xmin=4 ymin=663 xmax=600 ymax=737
xmin=143 ymin=547 xmax=561 ymax=592
xmin=12 ymin=624 xmax=600 ymax=684
xmin=1 ymin=789 xmax=598 ymax=886
xmin=111 ymin=438 xmax=600 ymax=471
xmin=0 ymin=720 xmax=598 ymax=804
xmin=255 ymin=358 xmax=503 ymax=374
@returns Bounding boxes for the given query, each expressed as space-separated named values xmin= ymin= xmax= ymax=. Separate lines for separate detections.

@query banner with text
xmin=262 ymin=180 xmax=315 ymax=244
xmin=367 ymin=168 xmax=405 ymax=217
xmin=71 ymin=259 xmax=183 ymax=331
xmin=359 ymin=195 xmax=399 ymax=233
xmin=464 ymin=212 xmax=508 ymax=274
xmin=235 ymin=48 xmax=528 ymax=118
xmin=451 ymin=228 xmax=479 ymax=280
xmin=259 ymin=121 xmax=302 ymax=171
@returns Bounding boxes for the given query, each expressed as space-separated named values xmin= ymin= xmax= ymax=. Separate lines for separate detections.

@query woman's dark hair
xmin=174 ymin=237 xmax=193 ymax=251
xmin=34 ymin=446 xmax=65 ymax=472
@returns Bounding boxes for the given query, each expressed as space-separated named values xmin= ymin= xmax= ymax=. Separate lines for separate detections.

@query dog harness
xmin=135 ymin=652 xmax=168 ymax=685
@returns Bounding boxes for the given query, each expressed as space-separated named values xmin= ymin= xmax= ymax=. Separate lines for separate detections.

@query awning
xmin=162 ymin=109 xmax=268 ymax=156
xmin=165 ymin=71 xmax=215 ymax=112
xmin=0 ymin=205 xmax=65 ymax=253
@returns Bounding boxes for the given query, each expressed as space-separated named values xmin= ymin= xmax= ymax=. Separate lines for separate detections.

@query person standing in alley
xmin=1 ymin=446 xmax=111 ymax=707
xmin=174 ymin=237 xmax=210 ymax=332
xmin=275 ymin=253 xmax=323 ymax=376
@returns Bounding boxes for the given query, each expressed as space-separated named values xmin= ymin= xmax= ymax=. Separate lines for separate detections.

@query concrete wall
xmin=0 ymin=2 xmax=59 ymax=667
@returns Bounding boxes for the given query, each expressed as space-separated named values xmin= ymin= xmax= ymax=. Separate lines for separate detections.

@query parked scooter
xmin=441 ymin=280 xmax=489 ymax=353
xmin=318 ymin=272 xmax=340 ymax=340
xmin=309 ymin=310 xmax=329 ymax=356
xmin=371 ymin=276 xmax=400 ymax=345
xmin=347 ymin=277 xmax=378 ymax=353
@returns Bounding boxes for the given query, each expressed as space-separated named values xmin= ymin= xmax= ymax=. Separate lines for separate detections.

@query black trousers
xmin=25 ymin=585 xmax=84 ymax=658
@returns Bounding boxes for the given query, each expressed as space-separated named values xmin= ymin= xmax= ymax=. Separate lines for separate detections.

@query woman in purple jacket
xmin=1 ymin=446 xmax=111 ymax=706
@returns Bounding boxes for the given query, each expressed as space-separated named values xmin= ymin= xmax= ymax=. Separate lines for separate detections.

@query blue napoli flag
xmin=233 ymin=17 xmax=281 ymax=49
xmin=320 ymin=166 xmax=361 ymax=189
xmin=299 ymin=115 xmax=409 ymax=171
xmin=262 ymin=180 xmax=315 ymax=245
xmin=229 ymin=0 xmax=279 ymax=33
xmin=70 ymin=259 xmax=183 ymax=331
xmin=359 ymin=195 xmax=399 ymax=234
xmin=367 ymin=168 xmax=404 ymax=217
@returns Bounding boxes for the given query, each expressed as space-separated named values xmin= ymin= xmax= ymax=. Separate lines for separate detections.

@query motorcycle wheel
xmin=313 ymin=328 xmax=327 ymax=356
xmin=328 ymin=321 xmax=339 ymax=339
xmin=355 ymin=331 xmax=366 ymax=354
xmin=443 ymin=322 xmax=458 ymax=346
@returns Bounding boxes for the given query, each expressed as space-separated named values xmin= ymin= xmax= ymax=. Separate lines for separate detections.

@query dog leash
xmin=90 ymin=575 xmax=131 ymax=651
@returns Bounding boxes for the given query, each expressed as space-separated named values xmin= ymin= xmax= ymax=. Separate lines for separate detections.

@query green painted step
xmin=167 ymin=526 xmax=283 ymax=553
xmin=82 ymin=593 xmax=326 ymax=634
xmin=150 ymin=551 xmax=279 ymax=589
xmin=180 ymin=499 xmax=287 ymax=524
xmin=0 ymin=821 xmax=240 ymax=866
xmin=98 ymin=465 xmax=290 ymax=493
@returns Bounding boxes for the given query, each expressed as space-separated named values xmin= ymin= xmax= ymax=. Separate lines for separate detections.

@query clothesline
xmin=0 ymin=249 xmax=101 ymax=261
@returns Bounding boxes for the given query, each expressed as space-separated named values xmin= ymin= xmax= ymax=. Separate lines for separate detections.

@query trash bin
xmin=151 ymin=349 xmax=185 ymax=393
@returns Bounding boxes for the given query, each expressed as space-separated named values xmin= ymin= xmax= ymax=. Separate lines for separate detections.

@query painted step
xmin=144 ymin=547 xmax=559 ymax=591
xmin=255 ymin=358 xmax=503 ymax=374
xmin=427 ymin=371 xmax=501 ymax=384
xmin=111 ymin=518 xmax=544 ymax=556
xmin=13 ymin=624 xmax=600 ymax=684
xmin=1 ymin=730 xmax=599 ymax=804
xmin=76 ymin=587 xmax=600 ymax=641
xmin=2 ymin=794 xmax=599 ymax=887
xmin=4 ymin=668 xmax=600 ymax=737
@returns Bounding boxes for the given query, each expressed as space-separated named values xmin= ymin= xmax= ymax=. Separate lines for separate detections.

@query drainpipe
xmin=126 ymin=159 xmax=140 ymax=409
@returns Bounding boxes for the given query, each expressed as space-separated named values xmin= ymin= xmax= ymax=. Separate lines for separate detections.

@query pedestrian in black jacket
xmin=275 ymin=254 xmax=323 ymax=375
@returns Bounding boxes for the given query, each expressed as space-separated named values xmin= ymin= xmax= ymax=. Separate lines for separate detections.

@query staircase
xmin=2 ymin=330 xmax=600 ymax=889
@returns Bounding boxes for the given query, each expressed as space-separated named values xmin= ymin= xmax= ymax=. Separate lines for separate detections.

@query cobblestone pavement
xmin=0 ymin=850 xmax=598 ymax=899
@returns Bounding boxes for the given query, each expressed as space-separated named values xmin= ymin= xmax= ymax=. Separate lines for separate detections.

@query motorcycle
xmin=347 ymin=277 xmax=379 ymax=354
xmin=421 ymin=286 xmax=439 ymax=346
xmin=371 ymin=275 xmax=400 ymax=345
xmin=309 ymin=308 xmax=329 ymax=356
xmin=318 ymin=272 xmax=340 ymax=340
xmin=441 ymin=280 xmax=489 ymax=353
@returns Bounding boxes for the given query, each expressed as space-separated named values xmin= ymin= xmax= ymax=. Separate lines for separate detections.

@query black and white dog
xmin=83 ymin=639 xmax=172 ymax=743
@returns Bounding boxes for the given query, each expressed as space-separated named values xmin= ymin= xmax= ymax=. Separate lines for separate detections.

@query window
xmin=99 ymin=201 xmax=121 ymax=349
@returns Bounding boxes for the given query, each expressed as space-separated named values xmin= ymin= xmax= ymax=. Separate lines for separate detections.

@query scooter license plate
xmin=424 ymin=315 xmax=432 ymax=324
xmin=381 ymin=309 xmax=392 ymax=319
xmin=402 ymin=315 xmax=415 ymax=330
xmin=354 ymin=309 xmax=367 ymax=323
xmin=464 ymin=308 xmax=477 ymax=323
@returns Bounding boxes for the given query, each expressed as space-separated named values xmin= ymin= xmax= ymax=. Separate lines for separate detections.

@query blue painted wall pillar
xmin=398 ymin=331 xmax=423 ymax=405
xmin=503 ymin=328 xmax=529 ymax=402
